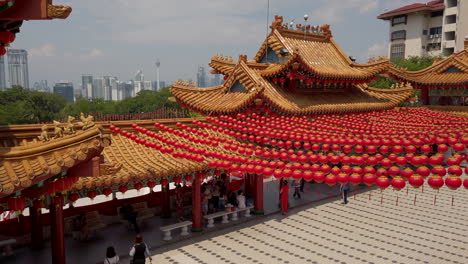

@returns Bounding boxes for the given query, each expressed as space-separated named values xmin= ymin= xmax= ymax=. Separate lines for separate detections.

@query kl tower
xmin=155 ymin=59 xmax=161 ymax=91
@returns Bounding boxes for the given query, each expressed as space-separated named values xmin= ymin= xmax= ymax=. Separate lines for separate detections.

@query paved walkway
xmin=150 ymin=186 xmax=468 ymax=264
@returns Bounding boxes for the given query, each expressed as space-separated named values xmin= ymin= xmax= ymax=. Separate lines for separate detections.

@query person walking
xmin=293 ymin=180 xmax=301 ymax=199
xmin=104 ymin=246 xmax=119 ymax=264
xmin=129 ymin=235 xmax=152 ymax=264
xmin=340 ymin=182 xmax=349 ymax=204
xmin=280 ymin=180 xmax=289 ymax=215
xmin=175 ymin=183 xmax=184 ymax=221
xmin=119 ymin=202 xmax=140 ymax=233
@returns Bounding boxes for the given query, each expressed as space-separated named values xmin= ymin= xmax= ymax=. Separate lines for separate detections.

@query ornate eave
xmin=0 ymin=126 xmax=108 ymax=198
xmin=388 ymin=49 xmax=468 ymax=87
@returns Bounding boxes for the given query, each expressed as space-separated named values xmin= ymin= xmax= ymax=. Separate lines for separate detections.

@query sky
xmin=11 ymin=0 xmax=419 ymax=88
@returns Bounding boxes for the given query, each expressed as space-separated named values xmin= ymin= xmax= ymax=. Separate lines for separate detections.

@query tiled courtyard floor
xmin=150 ymin=186 xmax=468 ymax=264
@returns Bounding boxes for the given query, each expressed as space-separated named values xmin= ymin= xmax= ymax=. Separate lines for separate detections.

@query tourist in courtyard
xmin=340 ymin=182 xmax=349 ymax=204
xmin=120 ymin=202 xmax=140 ymax=233
xmin=129 ymin=234 xmax=152 ymax=264
xmin=293 ymin=179 xmax=301 ymax=199
xmin=175 ymin=183 xmax=184 ymax=221
xmin=228 ymin=190 xmax=238 ymax=208
xmin=237 ymin=190 xmax=246 ymax=209
xmin=211 ymin=184 xmax=220 ymax=212
xmin=104 ymin=246 xmax=119 ymax=264
xmin=280 ymin=180 xmax=289 ymax=215
xmin=219 ymin=185 xmax=227 ymax=210
xmin=72 ymin=213 xmax=88 ymax=241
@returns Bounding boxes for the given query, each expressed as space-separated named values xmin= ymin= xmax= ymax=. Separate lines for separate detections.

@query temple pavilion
xmin=388 ymin=40 xmax=468 ymax=106
xmin=0 ymin=12 xmax=467 ymax=264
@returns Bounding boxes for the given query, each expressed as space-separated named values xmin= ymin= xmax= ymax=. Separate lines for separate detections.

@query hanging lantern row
xmin=207 ymin=113 xmax=467 ymax=145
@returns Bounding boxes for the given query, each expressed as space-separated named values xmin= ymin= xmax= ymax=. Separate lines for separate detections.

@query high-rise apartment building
xmin=53 ymin=81 xmax=74 ymax=102
xmin=197 ymin=65 xmax=207 ymax=88
xmin=0 ymin=56 xmax=6 ymax=91
xmin=32 ymin=80 xmax=49 ymax=92
xmin=378 ymin=0 xmax=468 ymax=59
xmin=93 ymin=78 xmax=105 ymax=99
xmin=7 ymin=49 xmax=29 ymax=88
xmin=82 ymin=75 xmax=93 ymax=98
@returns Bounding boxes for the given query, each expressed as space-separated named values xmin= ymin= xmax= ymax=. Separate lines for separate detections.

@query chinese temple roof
xmin=388 ymin=49 xmax=468 ymax=88
xmin=172 ymin=16 xmax=412 ymax=115
xmin=377 ymin=0 xmax=444 ymax=19
xmin=0 ymin=126 xmax=107 ymax=198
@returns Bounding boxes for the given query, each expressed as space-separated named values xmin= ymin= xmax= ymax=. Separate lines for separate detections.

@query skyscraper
xmin=155 ymin=59 xmax=161 ymax=91
xmin=33 ymin=80 xmax=49 ymax=92
xmin=81 ymin=75 xmax=93 ymax=98
xmin=0 ymin=56 xmax=6 ymax=91
xmin=7 ymin=49 xmax=29 ymax=88
xmin=53 ymin=81 xmax=74 ymax=102
xmin=93 ymin=78 xmax=105 ymax=99
xmin=196 ymin=65 xmax=207 ymax=88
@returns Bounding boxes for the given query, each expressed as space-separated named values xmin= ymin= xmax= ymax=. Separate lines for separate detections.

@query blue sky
xmin=12 ymin=0 xmax=416 ymax=87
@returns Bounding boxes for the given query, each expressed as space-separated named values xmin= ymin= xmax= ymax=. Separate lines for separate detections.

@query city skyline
xmin=11 ymin=0 xmax=419 ymax=89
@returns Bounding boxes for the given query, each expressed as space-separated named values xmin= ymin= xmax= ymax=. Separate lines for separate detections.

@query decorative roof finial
xmin=270 ymin=15 xmax=284 ymax=30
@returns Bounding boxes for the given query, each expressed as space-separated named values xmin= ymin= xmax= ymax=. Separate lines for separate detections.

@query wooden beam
xmin=0 ymin=0 xmax=48 ymax=20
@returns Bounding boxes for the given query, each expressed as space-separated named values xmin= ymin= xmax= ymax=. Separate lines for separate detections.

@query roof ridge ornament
xmin=238 ymin=54 xmax=247 ymax=63
xmin=270 ymin=15 xmax=284 ymax=30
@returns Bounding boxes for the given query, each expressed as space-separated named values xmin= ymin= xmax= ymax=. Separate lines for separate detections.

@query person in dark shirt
xmin=129 ymin=234 xmax=152 ymax=264
xmin=120 ymin=203 xmax=140 ymax=233
xmin=340 ymin=183 xmax=349 ymax=204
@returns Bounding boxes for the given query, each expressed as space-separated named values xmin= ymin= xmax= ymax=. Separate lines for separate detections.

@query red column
xmin=191 ymin=176 xmax=202 ymax=232
xmin=30 ymin=205 xmax=44 ymax=249
xmin=421 ymin=86 xmax=429 ymax=105
xmin=161 ymin=183 xmax=171 ymax=218
xmin=50 ymin=196 xmax=65 ymax=264
xmin=254 ymin=174 xmax=264 ymax=215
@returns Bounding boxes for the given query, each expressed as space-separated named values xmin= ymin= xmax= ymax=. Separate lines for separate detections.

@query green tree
xmin=370 ymin=56 xmax=439 ymax=89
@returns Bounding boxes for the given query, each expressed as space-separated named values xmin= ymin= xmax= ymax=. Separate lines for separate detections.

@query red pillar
xmin=30 ymin=205 xmax=44 ymax=249
xmin=421 ymin=86 xmax=429 ymax=105
xmin=254 ymin=174 xmax=264 ymax=215
xmin=191 ymin=176 xmax=202 ymax=232
xmin=50 ymin=196 xmax=65 ymax=264
xmin=161 ymin=183 xmax=171 ymax=218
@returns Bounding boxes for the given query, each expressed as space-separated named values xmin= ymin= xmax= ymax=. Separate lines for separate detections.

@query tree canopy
xmin=0 ymin=86 xmax=183 ymax=125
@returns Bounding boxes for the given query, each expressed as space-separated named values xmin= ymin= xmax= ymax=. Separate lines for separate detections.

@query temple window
xmin=259 ymin=47 xmax=279 ymax=63
xmin=444 ymin=66 xmax=462 ymax=73
xmin=229 ymin=81 xmax=247 ymax=92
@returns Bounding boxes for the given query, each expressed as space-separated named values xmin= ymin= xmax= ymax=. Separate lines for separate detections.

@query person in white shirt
xmin=237 ymin=190 xmax=246 ymax=209
xmin=104 ymin=246 xmax=119 ymax=264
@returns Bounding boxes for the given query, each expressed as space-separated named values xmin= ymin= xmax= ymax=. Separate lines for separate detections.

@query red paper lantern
xmin=445 ymin=176 xmax=462 ymax=190
xmin=303 ymin=170 xmax=314 ymax=182
xmin=336 ymin=173 xmax=349 ymax=184
xmin=437 ymin=144 xmax=449 ymax=153
xmin=463 ymin=178 xmax=468 ymax=189
xmin=391 ymin=176 xmax=406 ymax=191
xmin=452 ymin=143 xmax=465 ymax=152
xmin=427 ymin=175 xmax=444 ymax=189
xmin=7 ymin=197 xmax=26 ymax=212
xmin=375 ymin=176 xmax=390 ymax=189
xmin=363 ymin=173 xmax=376 ymax=186
xmin=313 ymin=171 xmax=325 ymax=183
xmin=33 ymin=199 xmax=44 ymax=209
xmin=102 ymin=188 xmax=112 ymax=197
xmin=408 ymin=175 xmax=424 ymax=188
xmin=134 ymin=182 xmax=144 ymax=191
xmin=183 ymin=175 xmax=192 ymax=183
xmin=87 ymin=190 xmax=98 ymax=200
xmin=325 ymin=174 xmax=337 ymax=186
xmin=348 ymin=173 xmax=362 ymax=185
xmin=388 ymin=166 xmax=401 ymax=177
xmin=420 ymin=145 xmax=432 ymax=153
xmin=401 ymin=168 xmax=414 ymax=179
xmin=431 ymin=166 xmax=446 ymax=177
xmin=68 ymin=193 xmax=80 ymax=203
xmin=118 ymin=185 xmax=129 ymax=194
xmin=416 ymin=166 xmax=431 ymax=177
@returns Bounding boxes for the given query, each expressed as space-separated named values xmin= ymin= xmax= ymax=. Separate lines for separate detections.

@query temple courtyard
xmin=149 ymin=185 xmax=468 ymax=264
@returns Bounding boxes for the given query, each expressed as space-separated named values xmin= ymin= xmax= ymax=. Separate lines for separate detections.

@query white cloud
xmin=309 ymin=0 xmax=379 ymax=24
xmin=367 ymin=42 xmax=387 ymax=58
xmin=29 ymin=44 xmax=57 ymax=57
xmin=80 ymin=48 xmax=103 ymax=59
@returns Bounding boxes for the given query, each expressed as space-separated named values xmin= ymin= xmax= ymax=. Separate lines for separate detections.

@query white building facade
xmin=378 ymin=0 xmax=468 ymax=59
